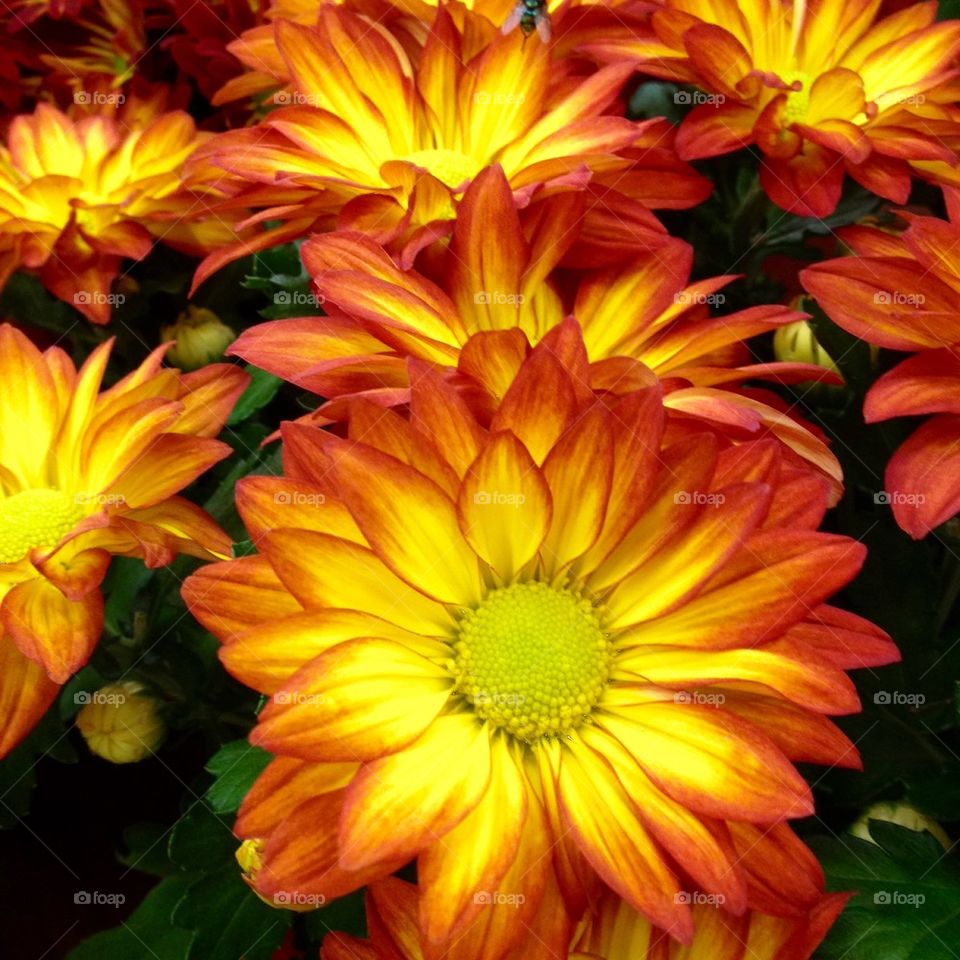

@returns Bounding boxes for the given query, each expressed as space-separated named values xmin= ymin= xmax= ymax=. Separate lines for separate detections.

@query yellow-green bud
xmin=851 ymin=801 xmax=951 ymax=850
xmin=773 ymin=319 xmax=839 ymax=374
xmin=75 ymin=681 xmax=164 ymax=764
xmin=161 ymin=306 xmax=235 ymax=370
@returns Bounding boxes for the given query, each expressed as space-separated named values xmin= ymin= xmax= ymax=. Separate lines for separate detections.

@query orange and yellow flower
xmin=321 ymin=878 xmax=849 ymax=960
xmin=0 ymin=323 xmax=247 ymax=758
xmin=231 ymin=165 xmax=841 ymax=488
xmin=184 ymin=328 xmax=895 ymax=955
xmin=189 ymin=3 xmax=709 ymax=287
xmin=0 ymin=102 xmax=241 ymax=324
xmin=801 ymin=209 xmax=960 ymax=537
xmin=587 ymin=0 xmax=960 ymax=216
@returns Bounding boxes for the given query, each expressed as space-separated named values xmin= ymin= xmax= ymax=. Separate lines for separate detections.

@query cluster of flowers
xmin=2 ymin=0 xmax=960 ymax=956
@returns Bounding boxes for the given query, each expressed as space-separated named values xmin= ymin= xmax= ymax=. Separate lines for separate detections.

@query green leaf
xmin=102 ymin=557 xmax=155 ymax=638
xmin=812 ymin=822 xmax=960 ymax=960
xmin=173 ymin=867 xmax=290 ymax=960
xmin=66 ymin=876 xmax=195 ymax=960
xmin=168 ymin=803 xmax=238 ymax=871
xmin=119 ymin=821 xmax=180 ymax=877
xmin=0 ymin=707 xmax=75 ymax=828
xmin=228 ymin=365 xmax=283 ymax=426
xmin=205 ymin=740 xmax=272 ymax=814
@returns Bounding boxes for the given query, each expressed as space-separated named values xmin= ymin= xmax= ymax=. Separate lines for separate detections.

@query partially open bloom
xmin=588 ymin=0 xmax=960 ymax=216
xmin=184 ymin=329 xmax=895 ymax=955
xmin=0 ymin=103 xmax=240 ymax=323
xmin=189 ymin=4 xmax=709 ymax=286
xmin=801 ymin=211 xmax=960 ymax=537
xmin=231 ymin=165 xmax=841 ymax=487
xmin=321 ymin=878 xmax=848 ymax=960
xmin=0 ymin=324 xmax=247 ymax=757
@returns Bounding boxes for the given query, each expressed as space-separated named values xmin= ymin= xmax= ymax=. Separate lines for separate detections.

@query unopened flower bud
xmin=773 ymin=319 xmax=839 ymax=374
xmin=851 ymin=800 xmax=950 ymax=850
xmin=161 ymin=306 xmax=235 ymax=370
xmin=75 ymin=681 xmax=164 ymax=763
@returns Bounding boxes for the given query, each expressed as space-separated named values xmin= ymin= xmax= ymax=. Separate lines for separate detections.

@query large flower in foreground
xmin=321 ymin=878 xmax=848 ymax=960
xmin=801 ymin=209 xmax=960 ymax=537
xmin=184 ymin=329 xmax=895 ymax=956
xmin=231 ymin=165 xmax=842 ymax=488
xmin=0 ymin=324 xmax=247 ymax=758
xmin=188 ymin=4 xmax=709 ymax=287
xmin=586 ymin=0 xmax=960 ymax=216
xmin=0 ymin=103 xmax=240 ymax=323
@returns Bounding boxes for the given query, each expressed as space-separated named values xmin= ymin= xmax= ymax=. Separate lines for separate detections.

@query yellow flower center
xmin=0 ymin=489 xmax=85 ymax=565
xmin=399 ymin=149 xmax=482 ymax=190
xmin=454 ymin=581 xmax=613 ymax=742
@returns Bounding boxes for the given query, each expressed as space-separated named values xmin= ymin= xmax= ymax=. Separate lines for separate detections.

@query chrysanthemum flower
xmin=0 ymin=102 xmax=241 ymax=324
xmin=183 ymin=328 xmax=895 ymax=954
xmin=0 ymin=323 xmax=247 ymax=758
xmin=801 ymin=210 xmax=960 ymax=537
xmin=189 ymin=3 xmax=709 ymax=286
xmin=231 ymin=165 xmax=840 ymax=487
xmin=321 ymin=878 xmax=848 ymax=960
xmin=38 ymin=0 xmax=145 ymax=88
xmin=586 ymin=0 xmax=960 ymax=216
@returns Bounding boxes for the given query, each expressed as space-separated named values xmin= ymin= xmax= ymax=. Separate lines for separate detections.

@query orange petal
xmin=252 ymin=638 xmax=452 ymax=762
xmin=2 ymin=577 xmax=102 ymax=683
xmin=339 ymin=713 xmax=491 ymax=870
